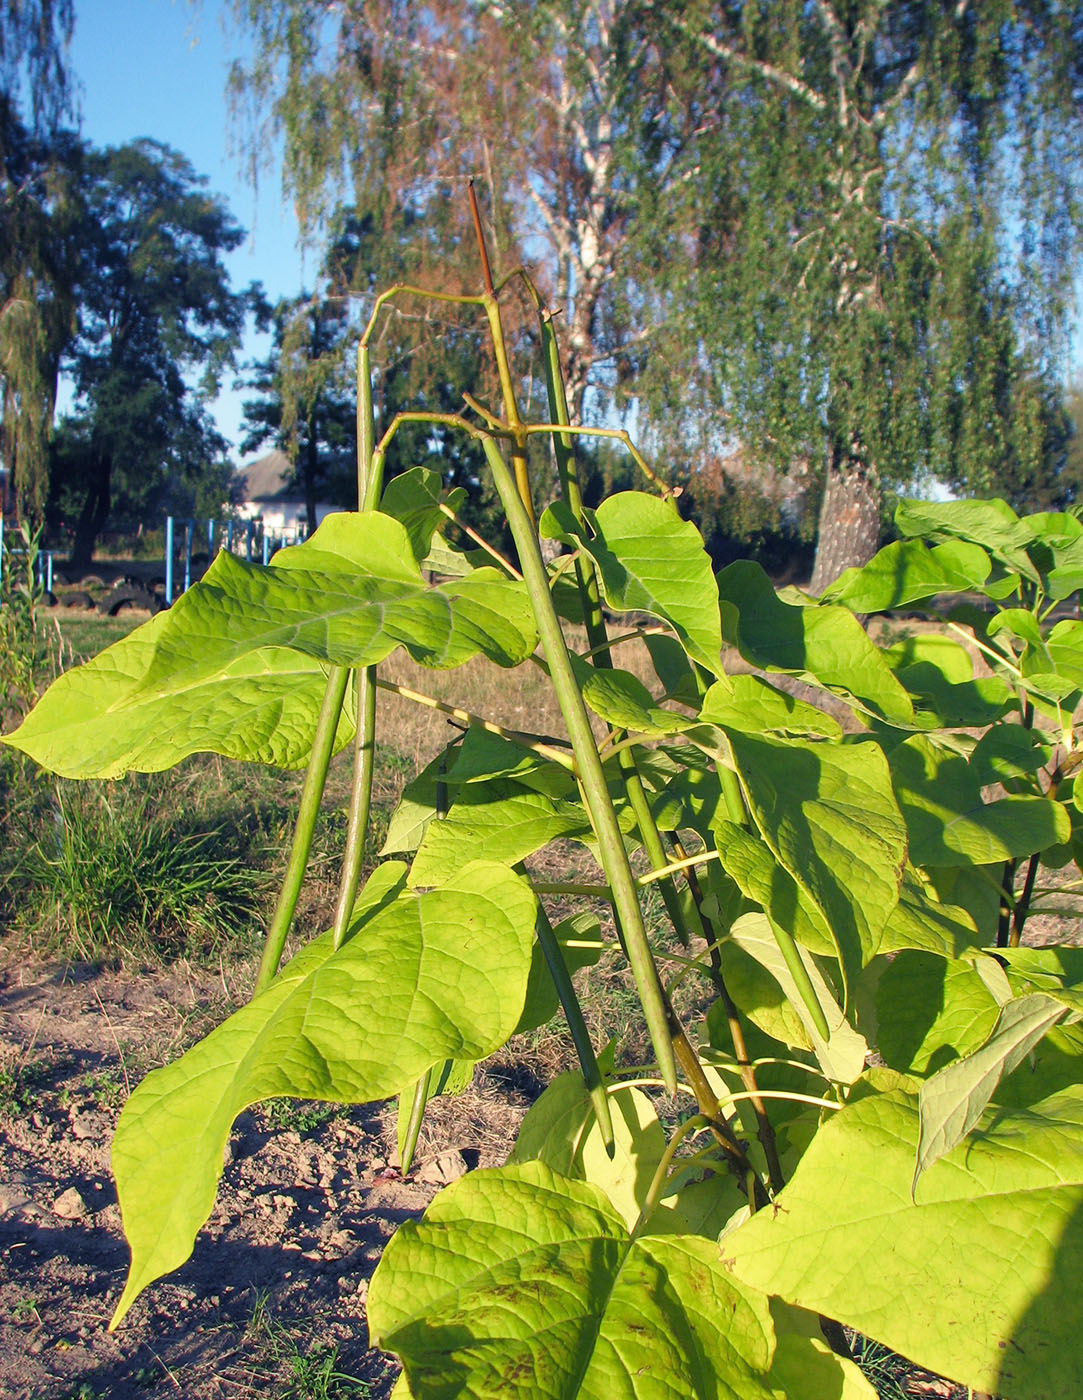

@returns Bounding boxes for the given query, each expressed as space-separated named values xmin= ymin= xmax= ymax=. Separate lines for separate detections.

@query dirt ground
xmin=0 ymin=955 xmax=530 ymax=1400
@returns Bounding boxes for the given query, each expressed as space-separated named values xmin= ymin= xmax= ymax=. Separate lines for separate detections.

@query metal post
xmin=227 ymin=518 xmax=235 ymax=554
xmin=262 ymin=528 xmax=270 ymax=566
xmin=165 ymin=516 xmax=174 ymax=604
xmin=207 ymin=518 xmax=216 ymax=556
xmin=183 ymin=520 xmax=194 ymax=594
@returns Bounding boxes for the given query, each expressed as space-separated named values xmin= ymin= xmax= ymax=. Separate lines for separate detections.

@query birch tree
xmin=645 ymin=0 xmax=1083 ymax=588
xmin=230 ymin=0 xmax=681 ymax=424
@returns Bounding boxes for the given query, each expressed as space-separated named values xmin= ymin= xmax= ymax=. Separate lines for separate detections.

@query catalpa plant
xmin=7 ymin=225 xmax=1083 ymax=1399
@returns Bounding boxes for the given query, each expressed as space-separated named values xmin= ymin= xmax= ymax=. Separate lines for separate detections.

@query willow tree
xmin=0 ymin=0 xmax=77 ymax=521
xmin=643 ymin=0 xmax=1083 ymax=589
xmin=229 ymin=0 xmax=685 ymax=430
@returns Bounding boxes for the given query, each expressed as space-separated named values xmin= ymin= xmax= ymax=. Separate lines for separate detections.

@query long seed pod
xmin=481 ymin=434 xmax=678 ymax=1094
xmin=254 ymin=663 xmax=350 ymax=994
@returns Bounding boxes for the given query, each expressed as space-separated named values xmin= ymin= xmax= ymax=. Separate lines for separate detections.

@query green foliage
xmin=241 ymin=291 xmax=359 ymax=528
xmin=48 ymin=138 xmax=249 ymax=564
xmin=6 ymin=264 xmax=1083 ymax=1399
xmin=635 ymin=1 xmax=1083 ymax=585
xmin=0 ymin=774 xmax=265 ymax=962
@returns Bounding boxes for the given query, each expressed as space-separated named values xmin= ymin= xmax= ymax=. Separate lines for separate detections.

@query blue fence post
xmin=183 ymin=520 xmax=194 ymax=594
xmin=165 ymin=516 xmax=174 ymax=604
xmin=262 ymin=528 xmax=270 ymax=566
xmin=207 ymin=518 xmax=216 ymax=556
xmin=227 ymin=519 xmax=235 ymax=554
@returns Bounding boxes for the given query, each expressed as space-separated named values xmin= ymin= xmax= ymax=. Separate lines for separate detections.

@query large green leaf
xmin=712 ymin=819 xmax=836 ymax=958
xmin=6 ymin=514 xmax=538 ymax=778
xmin=715 ymin=560 xmax=913 ymax=723
xmin=3 ymin=610 xmax=355 ymax=776
xmin=998 ymin=945 xmax=1083 ymax=1015
xmin=876 ymin=951 xmax=1000 ymax=1075
xmin=368 ymin=1158 xmax=862 ymax=1399
xmin=882 ymin=632 xmax=1013 ymax=727
xmin=380 ymin=466 xmax=466 ymax=563
xmin=409 ymin=785 xmax=590 ymax=886
xmin=568 ymin=653 xmax=691 ymax=736
xmin=725 ymin=731 xmax=907 ymax=983
xmin=894 ymin=497 xmax=1040 ymax=585
xmin=445 ymin=728 xmax=573 ymax=798
xmin=109 ymin=860 xmax=536 ymax=1328
xmin=137 ymin=515 xmax=536 ymax=689
xmin=890 ymin=735 xmax=1069 ymax=866
xmin=824 ymin=537 xmax=990 ymax=612
xmin=723 ymin=1073 xmax=1083 ymax=1398
xmin=580 ymin=492 xmax=724 ymax=676
xmin=915 ymin=992 xmax=1070 ymax=1182
xmin=878 ymin=876 xmax=982 ymax=959
xmin=698 ymin=674 xmax=841 ymax=739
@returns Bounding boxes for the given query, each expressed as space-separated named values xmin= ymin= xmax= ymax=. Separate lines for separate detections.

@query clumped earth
xmin=0 ymin=955 xmax=530 ymax=1400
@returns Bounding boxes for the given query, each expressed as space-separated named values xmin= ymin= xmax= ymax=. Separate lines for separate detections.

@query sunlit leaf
xmin=109 ymin=861 xmax=535 ymax=1328
xmin=724 ymin=1072 xmax=1083 ymax=1399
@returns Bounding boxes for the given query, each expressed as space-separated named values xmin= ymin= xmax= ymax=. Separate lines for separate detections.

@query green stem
xmin=332 ymin=666 xmax=377 ymax=950
xmin=618 ymin=748 xmax=696 ymax=949
xmin=254 ymin=664 xmax=350 ymax=994
xmin=332 ymin=347 xmax=383 ymax=950
xmin=533 ymin=900 xmax=614 ymax=1154
xmin=399 ymin=1069 xmax=431 ymax=1177
xmin=481 ymin=434 xmax=678 ymax=1094
xmin=673 ymin=835 xmax=785 ymax=1194
xmin=632 ymin=1114 xmax=711 ymax=1238
xmin=357 ymin=344 xmax=378 ymax=507
xmin=771 ymin=918 xmax=832 ymax=1043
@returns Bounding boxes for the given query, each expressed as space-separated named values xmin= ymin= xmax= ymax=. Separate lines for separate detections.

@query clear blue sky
xmin=68 ymin=0 xmax=315 ymax=460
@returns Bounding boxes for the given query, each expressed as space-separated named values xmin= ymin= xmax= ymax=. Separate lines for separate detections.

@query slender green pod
xmin=533 ymin=902 xmax=614 ymax=1153
xmin=481 ymin=434 xmax=678 ymax=1094
xmin=332 ymin=344 xmax=383 ymax=948
xmin=399 ymin=1069 xmax=431 ymax=1177
xmin=254 ymin=663 xmax=351 ymax=994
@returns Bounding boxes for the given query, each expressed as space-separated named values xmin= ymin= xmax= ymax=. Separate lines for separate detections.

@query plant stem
xmin=632 ymin=1114 xmax=711 ymax=1238
xmin=399 ymin=1069 xmax=431 ymax=1176
xmin=254 ymin=665 xmax=350 ymax=994
xmin=481 ymin=434 xmax=678 ymax=1094
xmin=532 ymin=900 xmax=614 ymax=1153
xmin=332 ymin=666 xmax=376 ymax=951
xmin=468 ymin=179 xmax=534 ymax=524
xmin=673 ymin=835 xmax=786 ymax=1194
xmin=332 ymin=347 xmax=383 ymax=949
xmin=1010 ymin=851 xmax=1040 ymax=947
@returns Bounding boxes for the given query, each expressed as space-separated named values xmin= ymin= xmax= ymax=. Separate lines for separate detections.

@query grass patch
xmin=246 ymin=1291 xmax=375 ymax=1399
xmin=1 ymin=771 xmax=267 ymax=963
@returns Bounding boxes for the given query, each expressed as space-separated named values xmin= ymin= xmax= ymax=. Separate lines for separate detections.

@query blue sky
xmin=68 ymin=0 xmax=313 ymax=459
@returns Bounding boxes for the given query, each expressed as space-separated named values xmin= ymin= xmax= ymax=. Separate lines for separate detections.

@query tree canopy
xmin=0 ymin=0 xmax=77 ymax=520
xmin=51 ymin=139 xmax=249 ymax=564
xmin=230 ymin=0 xmax=1083 ymax=584
xmin=240 ymin=290 xmax=358 ymax=530
xmin=638 ymin=0 xmax=1083 ymax=585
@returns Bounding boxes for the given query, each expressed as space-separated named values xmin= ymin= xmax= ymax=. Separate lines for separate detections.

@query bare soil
xmin=0 ymin=955 xmax=530 ymax=1400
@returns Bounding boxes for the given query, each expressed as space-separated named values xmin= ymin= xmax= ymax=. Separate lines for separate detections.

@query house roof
xmin=238 ymin=449 xmax=296 ymax=501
